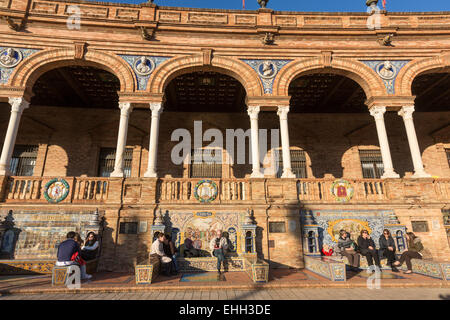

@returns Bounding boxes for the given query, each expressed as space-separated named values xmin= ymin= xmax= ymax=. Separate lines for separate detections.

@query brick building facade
xmin=0 ymin=0 xmax=449 ymax=272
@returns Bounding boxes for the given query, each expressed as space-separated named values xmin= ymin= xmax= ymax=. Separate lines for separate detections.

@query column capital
xmin=118 ymin=102 xmax=133 ymax=115
xmin=150 ymin=102 xmax=163 ymax=115
xmin=247 ymin=106 xmax=260 ymax=120
xmin=277 ymin=106 xmax=290 ymax=119
xmin=369 ymin=106 xmax=386 ymax=119
xmin=8 ymin=97 xmax=30 ymax=113
xmin=398 ymin=105 xmax=415 ymax=120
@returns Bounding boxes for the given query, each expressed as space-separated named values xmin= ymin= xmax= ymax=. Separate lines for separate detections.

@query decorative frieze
xmin=361 ymin=60 xmax=410 ymax=94
xmin=275 ymin=16 xmax=297 ymax=26
xmin=119 ymin=55 xmax=171 ymax=90
xmin=64 ymin=5 xmax=108 ymax=18
xmin=158 ymin=11 xmax=181 ymax=22
xmin=241 ymin=59 xmax=292 ymax=94
xmin=234 ymin=14 xmax=256 ymax=25
xmin=0 ymin=47 xmax=40 ymax=84
xmin=188 ymin=12 xmax=228 ymax=24
xmin=304 ymin=16 xmax=342 ymax=27
xmin=115 ymin=8 xmax=139 ymax=20
xmin=31 ymin=1 xmax=58 ymax=14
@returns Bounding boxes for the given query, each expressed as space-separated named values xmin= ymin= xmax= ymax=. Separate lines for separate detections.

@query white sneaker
xmin=82 ymin=274 xmax=92 ymax=280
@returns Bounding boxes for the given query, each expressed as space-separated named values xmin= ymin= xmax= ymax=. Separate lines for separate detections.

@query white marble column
xmin=369 ymin=106 xmax=400 ymax=179
xmin=247 ymin=106 xmax=264 ymax=178
xmin=277 ymin=106 xmax=295 ymax=178
xmin=144 ymin=102 xmax=163 ymax=178
xmin=0 ymin=97 xmax=30 ymax=176
xmin=398 ymin=105 xmax=431 ymax=178
xmin=110 ymin=102 xmax=133 ymax=177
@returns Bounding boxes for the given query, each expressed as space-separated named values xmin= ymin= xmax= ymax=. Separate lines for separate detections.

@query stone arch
xmin=273 ymin=57 xmax=386 ymax=100
xmin=8 ymin=48 xmax=137 ymax=93
xmin=395 ymin=53 xmax=450 ymax=96
xmin=147 ymin=54 xmax=264 ymax=97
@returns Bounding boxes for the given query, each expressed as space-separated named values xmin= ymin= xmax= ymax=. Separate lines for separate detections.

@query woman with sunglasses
xmin=379 ymin=229 xmax=399 ymax=272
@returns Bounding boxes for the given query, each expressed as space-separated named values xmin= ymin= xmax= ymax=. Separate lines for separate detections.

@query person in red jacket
xmin=321 ymin=244 xmax=334 ymax=256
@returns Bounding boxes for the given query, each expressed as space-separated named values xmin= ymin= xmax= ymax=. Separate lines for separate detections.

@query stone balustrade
xmin=0 ymin=176 xmax=448 ymax=205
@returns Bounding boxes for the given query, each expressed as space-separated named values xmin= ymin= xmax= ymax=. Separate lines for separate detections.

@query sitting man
xmin=184 ymin=234 xmax=199 ymax=258
xmin=150 ymin=232 xmax=175 ymax=276
xmin=209 ymin=229 xmax=228 ymax=274
xmin=56 ymin=231 xmax=92 ymax=280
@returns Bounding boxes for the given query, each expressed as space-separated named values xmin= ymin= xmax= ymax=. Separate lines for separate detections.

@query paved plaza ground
xmin=0 ymin=288 xmax=449 ymax=300
xmin=0 ymin=268 xmax=448 ymax=299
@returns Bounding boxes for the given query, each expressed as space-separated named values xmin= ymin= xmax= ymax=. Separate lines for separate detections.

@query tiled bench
xmin=135 ymin=256 xmax=161 ymax=285
xmin=177 ymin=256 xmax=245 ymax=272
xmin=304 ymin=256 xmax=346 ymax=281
xmin=0 ymin=259 xmax=55 ymax=275
xmin=399 ymin=259 xmax=450 ymax=280
xmin=243 ymin=254 xmax=269 ymax=283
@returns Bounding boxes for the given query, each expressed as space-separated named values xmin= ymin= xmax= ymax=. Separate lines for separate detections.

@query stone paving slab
xmin=0 ymin=269 xmax=448 ymax=296
xmin=1 ymin=288 xmax=449 ymax=300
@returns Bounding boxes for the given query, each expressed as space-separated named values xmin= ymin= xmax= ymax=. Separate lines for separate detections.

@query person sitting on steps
xmin=357 ymin=229 xmax=382 ymax=273
xmin=379 ymin=229 xmax=399 ymax=272
xmin=209 ymin=229 xmax=228 ymax=274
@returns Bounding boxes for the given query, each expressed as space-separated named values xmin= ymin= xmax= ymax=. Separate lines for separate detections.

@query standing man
xmin=209 ymin=229 xmax=228 ymax=274
xmin=150 ymin=233 xmax=174 ymax=276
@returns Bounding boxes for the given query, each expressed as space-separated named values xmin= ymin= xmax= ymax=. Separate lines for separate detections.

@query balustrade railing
xmin=157 ymin=178 xmax=250 ymax=202
xmin=296 ymin=179 xmax=387 ymax=201
xmin=5 ymin=176 xmax=109 ymax=203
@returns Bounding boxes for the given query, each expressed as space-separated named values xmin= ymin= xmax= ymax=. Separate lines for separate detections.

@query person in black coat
xmin=357 ymin=229 xmax=381 ymax=272
xmin=379 ymin=229 xmax=399 ymax=272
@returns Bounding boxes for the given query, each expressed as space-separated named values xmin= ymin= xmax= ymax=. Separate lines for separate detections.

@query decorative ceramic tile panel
xmin=119 ymin=55 xmax=171 ymax=90
xmin=360 ymin=60 xmax=410 ymax=94
xmin=241 ymin=59 xmax=292 ymax=94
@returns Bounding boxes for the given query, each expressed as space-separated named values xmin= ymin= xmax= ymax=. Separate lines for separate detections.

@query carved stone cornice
xmin=365 ymin=96 xmax=416 ymax=110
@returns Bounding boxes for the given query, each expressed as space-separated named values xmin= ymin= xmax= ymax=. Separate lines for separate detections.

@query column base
xmin=381 ymin=170 xmax=400 ymax=179
xmin=110 ymin=170 xmax=124 ymax=178
xmin=143 ymin=170 xmax=157 ymax=178
xmin=250 ymin=170 xmax=264 ymax=178
xmin=281 ymin=169 xmax=296 ymax=179
xmin=411 ymin=170 xmax=432 ymax=178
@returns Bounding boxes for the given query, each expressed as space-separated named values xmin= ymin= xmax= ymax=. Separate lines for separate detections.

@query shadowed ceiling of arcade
xmin=11 ymin=66 xmax=450 ymax=113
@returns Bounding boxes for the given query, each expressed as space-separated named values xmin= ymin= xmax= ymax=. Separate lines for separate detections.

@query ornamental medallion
xmin=257 ymin=60 xmax=277 ymax=79
xmin=194 ymin=180 xmax=218 ymax=203
xmin=0 ymin=48 xmax=22 ymax=68
xmin=133 ymin=56 xmax=155 ymax=76
xmin=44 ymin=178 xmax=70 ymax=204
xmin=375 ymin=61 xmax=397 ymax=80
xmin=330 ymin=179 xmax=354 ymax=203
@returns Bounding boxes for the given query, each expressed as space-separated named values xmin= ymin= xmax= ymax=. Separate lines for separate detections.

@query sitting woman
xmin=357 ymin=229 xmax=382 ymax=273
xmin=71 ymin=233 xmax=91 ymax=279
xmin=393 ymin=232 xmax=424 ymax=274
xmin=321 ymin=244 xmax=334 ymax=256
xmin=337 ymin=229 xmax=360 ymax=271
xmin=379 ymin=229 xmax=399 ymax=272
xmin=80 ymin=232 xmax=99 ymax=261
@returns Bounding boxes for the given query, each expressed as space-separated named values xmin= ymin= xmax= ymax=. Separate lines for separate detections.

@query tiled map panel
xmin=2 ymin=211 xmax=98 ymax=259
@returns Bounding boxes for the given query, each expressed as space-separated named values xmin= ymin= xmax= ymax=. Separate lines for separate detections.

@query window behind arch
xmin=98 ymin=147 xmax=133 ymax=178
xmin=359 ymin=150 xmax=384 ymax=179
xmin=190 ymin=148 xmax=222 ymax=178
xmin=10 ymin=145 xmax=39 ymax=176
xmin=275 ymin=149 xmax=307 ymax=178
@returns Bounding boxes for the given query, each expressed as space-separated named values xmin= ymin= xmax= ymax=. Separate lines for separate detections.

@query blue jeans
xmin=172 ymin=254 xmax=178 ymax=272
xmin=213 ymin=249 xmax=224 ymax=271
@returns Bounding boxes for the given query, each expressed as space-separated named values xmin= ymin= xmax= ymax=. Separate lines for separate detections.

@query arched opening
xmin=412 ymin=70 xmax=450 ymax=112
xmin=159 ymin=70 xmax=252 ymax=178
xmin=410 ymin=69 xmax=450 ymax=177
xmin=286 ymin=72 xmax=373 ymax=178
xmin=0 ymin=65 xmax=141 ymax=179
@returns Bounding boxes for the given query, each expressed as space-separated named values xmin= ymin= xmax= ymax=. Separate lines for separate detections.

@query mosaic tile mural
xmin=301 ymin=209 xmax=394 ymax=249
xmin=0 ymin=210 xmax=100 ymax=260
